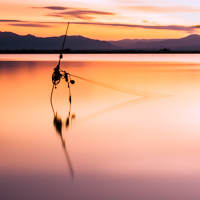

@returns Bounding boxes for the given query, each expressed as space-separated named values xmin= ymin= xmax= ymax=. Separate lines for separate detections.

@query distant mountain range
xmin=0 ymin=31 xmax=117 ymax=50
xmin=108 ymin=39 xmax=165 ymax=48
xmin=122 ymin=34 xmax=200 ymax=51
xmin=1 ymin=31 xmax=200 ymax=51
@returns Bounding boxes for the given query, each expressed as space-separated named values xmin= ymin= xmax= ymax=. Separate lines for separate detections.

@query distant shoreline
xmin=1 ymin=49 xmax=200 ymax=54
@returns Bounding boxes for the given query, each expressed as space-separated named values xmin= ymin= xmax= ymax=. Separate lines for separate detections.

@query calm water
xmin=1 ymin=54 xmax=200 ymax=200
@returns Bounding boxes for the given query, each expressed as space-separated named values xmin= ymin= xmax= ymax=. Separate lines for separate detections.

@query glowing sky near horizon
xmin=1 ymin=0 xmax=200 ymax=40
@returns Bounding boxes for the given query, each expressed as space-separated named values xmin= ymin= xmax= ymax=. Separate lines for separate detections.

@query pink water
xmin=1 ymin=54 xmax=200 ymax=200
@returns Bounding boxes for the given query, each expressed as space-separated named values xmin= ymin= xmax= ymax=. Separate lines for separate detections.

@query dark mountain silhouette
xmin=1 ymin=31 xmax=200 ymax=51
xmin=0 ymin=31 xmax=118 ymax=50
xmin=126 ymin=34 xmax=200 ymax=50
xmin=108 ymin=39 xmax=164 ymax=48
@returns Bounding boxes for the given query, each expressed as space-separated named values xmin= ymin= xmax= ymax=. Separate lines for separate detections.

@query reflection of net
xmin=69 ymin=74 xmax=171 ymax=123
xmin=69 ymin=74 xmax=166 ymax=98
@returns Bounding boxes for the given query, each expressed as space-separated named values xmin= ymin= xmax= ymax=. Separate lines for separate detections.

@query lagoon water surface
xmin=1 ymin=54 xmax=200 ymax=200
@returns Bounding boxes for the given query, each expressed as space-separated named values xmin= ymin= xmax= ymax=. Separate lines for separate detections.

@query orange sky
xmin=1 ymin=0 xmax=200 ymax=40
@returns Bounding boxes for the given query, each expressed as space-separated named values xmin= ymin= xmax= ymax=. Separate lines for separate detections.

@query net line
xmin=69 ymin=73 xmax=167 ymax=98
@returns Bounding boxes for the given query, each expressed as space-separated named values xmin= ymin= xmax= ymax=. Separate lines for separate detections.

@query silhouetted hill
xmin=127 ymin=34 xmax=200 ymax=50
xmin=1 ymin=31 xmax=200 ymax=51
xmin=108 ymin=39 xmax=164 ymax=48
xmin=0 ymin=31 xmax=118 ymax=50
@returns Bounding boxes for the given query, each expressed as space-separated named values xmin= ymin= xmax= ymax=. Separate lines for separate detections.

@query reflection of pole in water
xmin=50 ymin=91 xmax=75 ymax=179
xmin=61 ymin=137 xmax=74 ymax=179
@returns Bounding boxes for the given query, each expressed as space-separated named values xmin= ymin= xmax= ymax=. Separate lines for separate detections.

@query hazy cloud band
xmin=1 ymin=19 xmax=199 ymax=32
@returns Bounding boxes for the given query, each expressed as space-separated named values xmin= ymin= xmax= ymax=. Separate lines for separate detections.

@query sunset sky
xmin=1 ymin=0 xmax=200 ymax=40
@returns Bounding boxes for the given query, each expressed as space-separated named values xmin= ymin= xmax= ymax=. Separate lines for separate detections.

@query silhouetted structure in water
xmin=50 ymin=22 xmax=77 ymax=178
xmin=50 ymin=67 xmax=75 ymax=178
